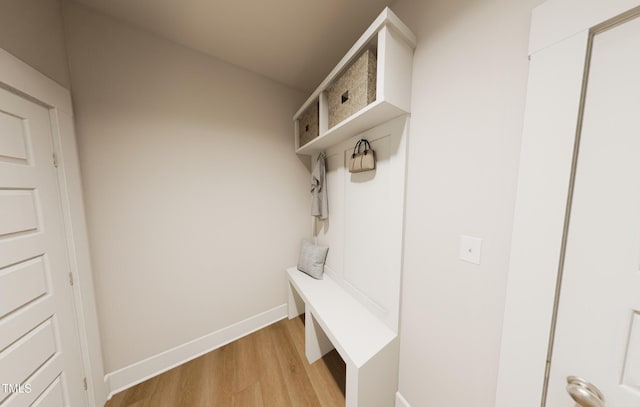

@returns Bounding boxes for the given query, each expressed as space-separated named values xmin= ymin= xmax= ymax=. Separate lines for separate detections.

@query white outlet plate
xmin=460 ymin=235 xmax=482 ymax=265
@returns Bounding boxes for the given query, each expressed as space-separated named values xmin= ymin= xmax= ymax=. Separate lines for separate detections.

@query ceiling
xmin=71 ymin=0 xmax=394 ymax=93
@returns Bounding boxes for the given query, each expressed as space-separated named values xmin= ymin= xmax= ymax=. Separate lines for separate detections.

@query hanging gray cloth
xmin=311 ymin=152 xmax=328 ymax=220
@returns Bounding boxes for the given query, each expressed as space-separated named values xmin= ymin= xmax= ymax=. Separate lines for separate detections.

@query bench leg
xmin=305 ymin=309 xmax=335 ymax=364
xmin=287 ymin=282 xmax=305 ymax=319
xmin=345 ymin=337 xmax=399 ymax=407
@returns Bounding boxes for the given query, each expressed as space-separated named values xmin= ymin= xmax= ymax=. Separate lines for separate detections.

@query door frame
xmin=495 ymin=1 xmax=640 ymax=406
xmin=0 ymin=49 xmax=107 ymax=407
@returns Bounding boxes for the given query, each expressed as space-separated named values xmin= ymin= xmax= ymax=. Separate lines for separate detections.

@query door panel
xmin=31 ymin=378 xmax=65 ymax=407
xmin=0 ymin=109 xmax=29 ymax=163
xmin=0 ymin=257 xmax=47 ymax=318
xmin=0 ymin=190 xmax=38 ymax=236
xmin=0 ymin=320 xmax=57 ymax=401
xmin=547 ymin=15 xmax=640 ymax=406
xmin=0 ymin=87 xmax=85 ymax=406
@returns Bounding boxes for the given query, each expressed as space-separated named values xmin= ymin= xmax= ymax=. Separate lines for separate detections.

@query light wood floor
xmin=105 ymin=316 xmax=346 ymax=407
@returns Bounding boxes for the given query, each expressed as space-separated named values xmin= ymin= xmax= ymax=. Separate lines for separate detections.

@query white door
xmin=546 ymin=15 xmax=640 ymax=406
xmin=0 ymin=87 xmax=86 ymax=406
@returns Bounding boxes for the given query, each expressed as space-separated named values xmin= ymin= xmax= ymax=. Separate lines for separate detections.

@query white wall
xmin=62 ymin=2 xmax=310 ymax=374
xmin=389 ymin=0 xmax=542 ymax=405
xmin=0 ymin=0 xmax=70 ymax=88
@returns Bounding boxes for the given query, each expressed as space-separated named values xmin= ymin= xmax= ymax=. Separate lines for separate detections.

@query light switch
xmin=459 ymin=235 xmax=482 ymax=265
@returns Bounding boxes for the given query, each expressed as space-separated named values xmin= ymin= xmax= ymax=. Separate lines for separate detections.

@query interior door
xmin=0 ymin=87 xmax=86 ymax=406
xmin=546 ymin=14 xmax=640 ymax=406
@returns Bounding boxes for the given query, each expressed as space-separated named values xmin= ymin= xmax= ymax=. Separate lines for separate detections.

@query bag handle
xmin=361 ymin=139 xmax=372 ymax=155
xmin=351 ymin=139 xmax=372 ymax=158
xmin=351 ymin=139 xmax=364 ymax=158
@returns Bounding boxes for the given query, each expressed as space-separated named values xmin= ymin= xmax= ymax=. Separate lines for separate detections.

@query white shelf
xmin=296 ymin=100 xmax=407 ymax=154
xmin=294 ymin=7 xmax=416 ymax=155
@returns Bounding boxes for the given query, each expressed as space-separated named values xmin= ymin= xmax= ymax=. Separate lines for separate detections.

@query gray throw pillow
xmin=297 ymin=240 xmax=329 ymax=279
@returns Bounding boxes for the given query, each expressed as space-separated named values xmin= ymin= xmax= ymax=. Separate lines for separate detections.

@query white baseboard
xmin=396 ymin=391 xmax=412 ymax=407
xmin=104 ymin=304 xmax=287 ymax=398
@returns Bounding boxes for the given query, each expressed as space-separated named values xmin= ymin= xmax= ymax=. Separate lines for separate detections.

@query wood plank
xmin=287 ymin=314 xmax=307 ymax=357
xmin=141 ymin=364 xmax=181 ymax=407
xmin=232 ymin=382 xmax=264 ymax=407
xmin=104 ymin=318 xmax=345 ymax=407
xmin=233 ymin=330 xmax=262 ymax=392
xmin=254 ymin=326 xmax=293 ymax=407
xmin=285 ymin=315 xmax=346 ymax=406
xmin=175 ymin=356 xmax=207 ymax=406
xmin=270 ymin=320 xmax=323 ymax=407
xmin=115 ymin=375 xmax=159 ymax=407
xmin=200 ymin=343 xmax=234 ymax=406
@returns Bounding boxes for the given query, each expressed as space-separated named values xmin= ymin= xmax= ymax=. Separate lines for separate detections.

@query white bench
xmin=286 ymin=267 xmax=399 ymax=407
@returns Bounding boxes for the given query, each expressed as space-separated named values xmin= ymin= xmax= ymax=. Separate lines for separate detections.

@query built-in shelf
xmin=294 ymin=7 xmax=416 ymax=155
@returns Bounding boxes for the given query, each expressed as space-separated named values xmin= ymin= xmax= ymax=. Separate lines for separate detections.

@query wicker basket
xmin=298 ymin=101 xmax=319 ymax=147
xmin=327 ymin=49 xmax=377 ymax=129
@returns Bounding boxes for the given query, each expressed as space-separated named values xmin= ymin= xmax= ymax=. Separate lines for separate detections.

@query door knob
xmin=566 ymin=376 xmax=605 ymax=407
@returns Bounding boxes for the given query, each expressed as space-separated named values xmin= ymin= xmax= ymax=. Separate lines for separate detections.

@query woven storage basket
xmin=298 ymin=101 xmax=319 ymax=147
xmin=327 ymin=49 xmax=377 ymax=129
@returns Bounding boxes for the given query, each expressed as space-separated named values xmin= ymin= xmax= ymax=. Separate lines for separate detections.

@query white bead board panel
xmin=315 ymin=115 xmax=408 ymax=333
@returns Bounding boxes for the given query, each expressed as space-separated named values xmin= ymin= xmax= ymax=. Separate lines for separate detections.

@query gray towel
xmin=311 ymin=152 xmax=328 ymax=220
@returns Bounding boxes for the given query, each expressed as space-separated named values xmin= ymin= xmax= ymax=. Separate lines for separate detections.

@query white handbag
xmin=348 ymin=139 xmax=376 ymax=173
